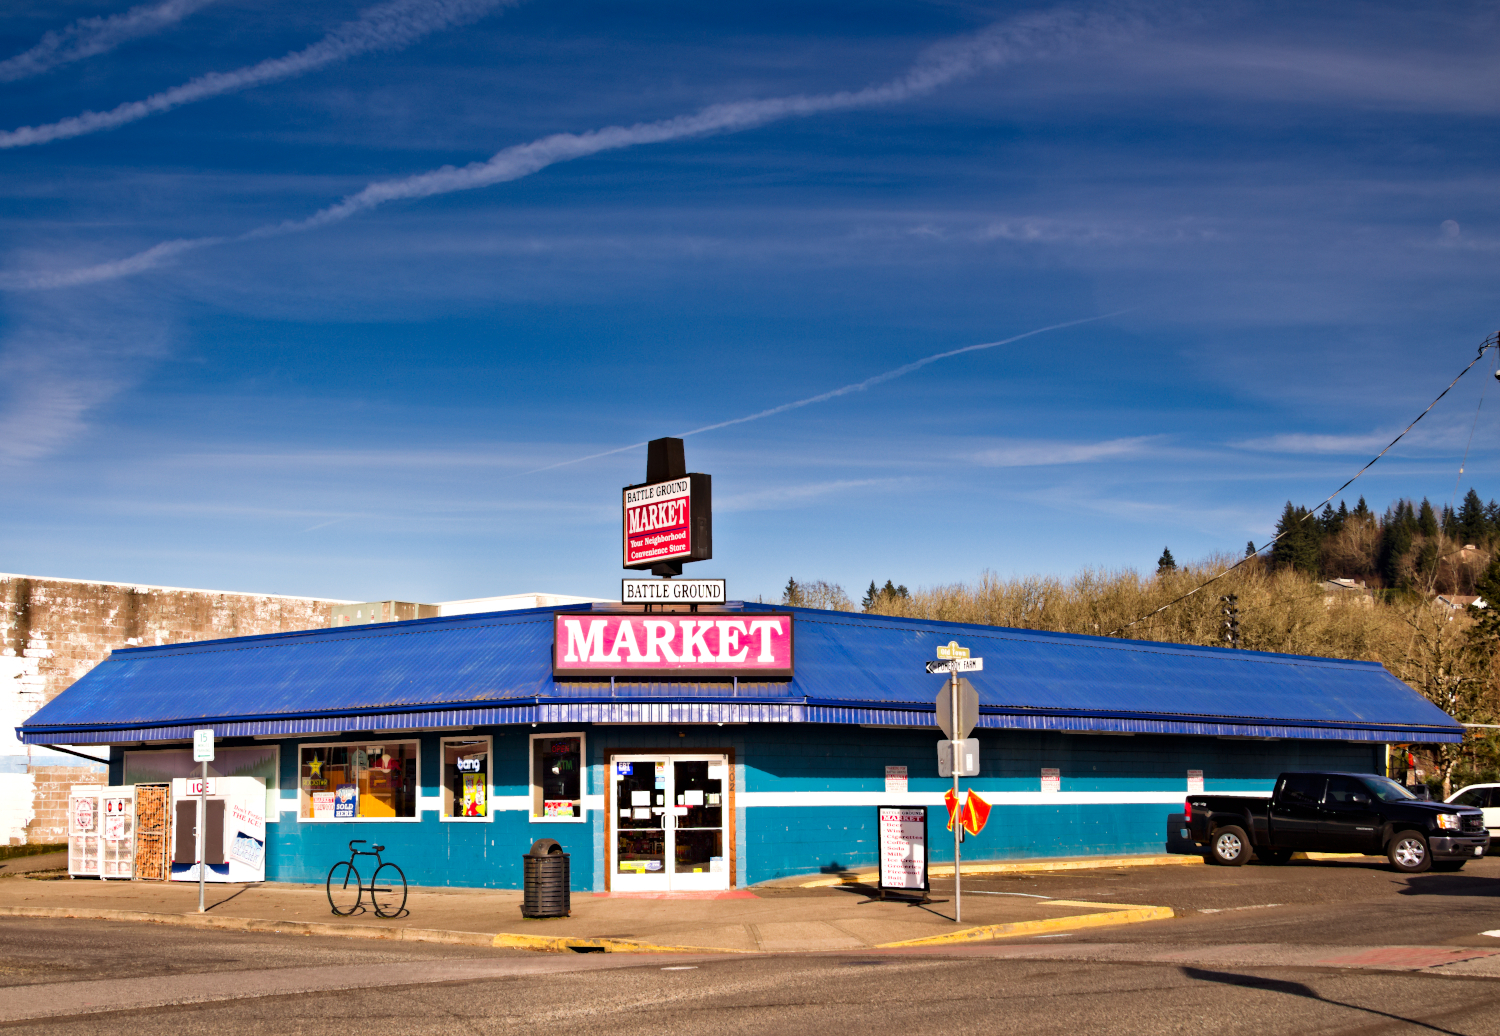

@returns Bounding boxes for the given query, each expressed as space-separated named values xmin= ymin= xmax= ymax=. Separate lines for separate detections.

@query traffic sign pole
xmin=193 ymin=729 xmax=215 ymax=914
xmin=951 ymin=663 xmax=961 ymax=924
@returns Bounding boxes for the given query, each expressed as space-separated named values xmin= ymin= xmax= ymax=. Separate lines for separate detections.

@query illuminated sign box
xmin=622 ymin=474 xmax=712 ymax=570
xmin=553 ymin=613 xmax=793 ymax=680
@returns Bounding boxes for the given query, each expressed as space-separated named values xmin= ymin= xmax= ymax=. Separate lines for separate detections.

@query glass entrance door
xmin=611 ymin=754 xmax=729 ymax=891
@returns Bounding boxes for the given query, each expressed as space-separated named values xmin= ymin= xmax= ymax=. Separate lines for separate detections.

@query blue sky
xmin=1 ymin=0 xmax=1498 ymax=604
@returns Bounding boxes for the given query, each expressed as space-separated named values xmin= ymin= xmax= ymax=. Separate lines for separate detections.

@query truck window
xmin=1324 ymin=776 xmax=1371 ymax=805
xmin=1362 ymin=776 xmax=1418 ymax=803
xmin=1281 ymin=774 xmax=1326 ymax=805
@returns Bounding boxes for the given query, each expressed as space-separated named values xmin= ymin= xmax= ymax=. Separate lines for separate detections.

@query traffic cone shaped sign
xmin=961 ymin=790 xmax=992 ymax=836
xmin=944 ymin=787 xmax=961 ymax=831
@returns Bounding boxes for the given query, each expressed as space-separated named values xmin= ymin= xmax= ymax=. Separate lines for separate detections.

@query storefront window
xmin=530 ymin=733 xmax=585 ymax=821
xmin=442 ymin=737 xmax=491 ymax=820
xmin=298 ymin=741 xmax=418 ymax=821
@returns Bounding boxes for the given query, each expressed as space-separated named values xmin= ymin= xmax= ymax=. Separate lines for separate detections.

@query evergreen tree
xmin=1320 ymin=502 xmax=1339 ymax=536
xmin=1418 ymin=498 xmax=1439 ymax=538
xmin=1353 ymin=497 xmax=1372 ymax=522
xmin=1337 ymin=500 xmax=1349 ymax=524
xmin=896 ymin=584 xmax=910 ymax=599
xmin=782 ymin=578 xmax=802 ymax=606
xmin=1156 ymin=547 xmax=1176 ymax=574
xmin=881 ymin=579 xmax=898 ymax=598
xmin=1270 ymin=502 xmax=1320 ymax=574
xmin=1245 ymin=540 xmax=1257 ymax=558
xmin=1378 ymin=516 xmax=1413 ymax=589
xmin=861 ymin=581 xmax=878 ymax=611
xmin=1487 ymin=500 xmax=1500 ymax=535
xmin=1442 ymin=503 xmax=1458 ymax=537
xmin=1459 ymin=488 xmax=1487 ymax=544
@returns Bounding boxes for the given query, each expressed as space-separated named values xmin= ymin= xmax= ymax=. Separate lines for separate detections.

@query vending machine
xmin=67 ymin=785 xmax=136 ymax=879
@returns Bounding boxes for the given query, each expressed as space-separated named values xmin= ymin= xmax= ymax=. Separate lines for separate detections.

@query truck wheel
xmin=1387 ymin=831 xmax=1431 ymax=873
xmin=1255 ymin=848 xmax=1292 ymax=865
xmin=1210 ymin=825 xmax=1251 ymax=866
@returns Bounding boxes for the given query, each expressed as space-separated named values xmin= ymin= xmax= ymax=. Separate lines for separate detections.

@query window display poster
xmin=878 ymin=806 xmax=928 ymax=891
xmin=544 ymin=800 xmax=573 ymax=817
xmin=1041 ymin=768 xmax=1061 ymax=793
xmin=462 ymin=773 xmax=486 ymax=816
xmin=1187 ymin=770 xmax=1205 ymax=794
xmin=885 ymin=766 xmax=908 ymax=794
xmin=313 ymin=792 xmax=335 ymax=820
xmin=334 ymin=784 xmax=357 ymax=819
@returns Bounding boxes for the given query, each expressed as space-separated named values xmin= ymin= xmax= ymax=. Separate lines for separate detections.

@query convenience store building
xmin=16 ymin=601 xmax=1463 ymax=890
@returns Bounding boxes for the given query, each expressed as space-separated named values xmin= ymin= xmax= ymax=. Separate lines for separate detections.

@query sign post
xmin=192 ymin=729 xmax=214 ymax=913
xmin=931 ymin=645 xmax=979 ymax=924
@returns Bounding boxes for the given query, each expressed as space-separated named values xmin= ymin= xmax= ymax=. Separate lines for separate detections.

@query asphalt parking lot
xmin=7 ymin=855 xmax=1500 ymax=1034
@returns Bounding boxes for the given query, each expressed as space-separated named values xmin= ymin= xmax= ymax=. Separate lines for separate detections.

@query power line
xmin=1105 ymin=332 xmax=1499 ymax=639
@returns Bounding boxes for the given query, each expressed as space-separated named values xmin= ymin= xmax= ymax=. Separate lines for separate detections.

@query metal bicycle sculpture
xmin=327 ymin=839 xmax=408 ymax=918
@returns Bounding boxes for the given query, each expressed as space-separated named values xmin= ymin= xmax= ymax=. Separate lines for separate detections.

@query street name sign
xmin=935 ymin=641 xmax=970 ymax=659
xmin=926 ymin=657 xmax=983 ymax=674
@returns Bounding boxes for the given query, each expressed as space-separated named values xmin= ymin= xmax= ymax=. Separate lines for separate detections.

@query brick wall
xmin=0 ymin=573 xmax=350 ymax=843
xmin=26 ymin=766 xmax=104 ymax=844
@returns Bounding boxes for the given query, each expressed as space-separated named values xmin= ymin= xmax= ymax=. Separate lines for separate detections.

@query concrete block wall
xmin=115 ymin=722 xmax=1387 ymax=890
xmin=1 ymin=573 xmax=348 ymax=843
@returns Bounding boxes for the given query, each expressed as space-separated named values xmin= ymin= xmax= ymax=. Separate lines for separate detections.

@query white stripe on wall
xmin=736 ymin=790 xmax=1266 ymax=808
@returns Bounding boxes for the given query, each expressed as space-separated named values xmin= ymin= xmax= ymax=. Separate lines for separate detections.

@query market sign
xmin=554 ymin=612 xmax=794 ymax=679
xmin=622 ymin=474 xmax=712 ymax=569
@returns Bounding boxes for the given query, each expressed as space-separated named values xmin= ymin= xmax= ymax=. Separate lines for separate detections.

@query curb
xmin=0 ymin=906 xmax=495 ymax=947
xmin=491 ymin=932 xmax=749 ymax=954
xmin=800 ymin=854 xmax=1204 ymax=887
xmin=874 ymin=902 xmax=1176 ymax=948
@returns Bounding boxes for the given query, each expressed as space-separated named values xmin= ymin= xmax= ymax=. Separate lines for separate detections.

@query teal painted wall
xmin=113 ymin=725 xmax=1384 ymax=889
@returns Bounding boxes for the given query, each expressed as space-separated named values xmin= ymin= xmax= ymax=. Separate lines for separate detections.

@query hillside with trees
xmin=778 ymin=490 xmax=1500 ymax=793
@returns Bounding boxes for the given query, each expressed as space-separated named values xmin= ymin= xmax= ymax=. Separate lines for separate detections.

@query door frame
xmin=604 ymin=748 xmax=736 ymax=892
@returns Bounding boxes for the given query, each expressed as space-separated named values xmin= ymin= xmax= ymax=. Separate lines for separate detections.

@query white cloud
xmin=716 ymin=478 xmax=895 ymax=513
xmin=0 ymin=0 xmax=219 ymax=82
xmin=0 ymin=0 xmax=515 ymax=148
xmin=971 ymin=436 xmax=1157 ymax=467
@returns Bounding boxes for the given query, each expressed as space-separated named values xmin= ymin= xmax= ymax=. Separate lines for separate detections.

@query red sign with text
xmin=553 ymin=613 xmax=794 ymax=679
xmin=623 ymin=478 xmax=693 ymax=566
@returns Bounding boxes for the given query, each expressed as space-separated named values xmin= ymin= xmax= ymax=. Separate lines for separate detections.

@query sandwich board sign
xmin=877 ymin=805 xmax=929 ymax=896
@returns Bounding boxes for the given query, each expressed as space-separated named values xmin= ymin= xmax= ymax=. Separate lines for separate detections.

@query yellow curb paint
xmin=0 ymin=906 xmax=495 ymax=946
xmin=491 ymin=932 xmax=749 ymax=954
xmin=874 ymin=903 xmax=1175 ymax=948
xmin=800 ymin=854 xmax=1204 ymax=888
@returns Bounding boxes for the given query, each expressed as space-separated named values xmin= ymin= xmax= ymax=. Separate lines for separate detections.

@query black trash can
xmin=522 ymin=838 xmax=570 ymax=918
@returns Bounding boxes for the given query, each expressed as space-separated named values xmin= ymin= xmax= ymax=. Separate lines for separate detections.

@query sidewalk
xmin=0 ymin=857 xmax=1175 ymax=953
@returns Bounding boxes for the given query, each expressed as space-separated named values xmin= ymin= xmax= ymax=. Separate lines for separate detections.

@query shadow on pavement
xmin=1395 ymin=874 xmax=1500 ymax=898
xmin=1181 ymin=967 xmax=1467 ymax=1035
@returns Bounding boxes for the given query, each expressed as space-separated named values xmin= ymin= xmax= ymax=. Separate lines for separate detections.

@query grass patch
xmin=0 ymin=844 xmax=66 ymax=862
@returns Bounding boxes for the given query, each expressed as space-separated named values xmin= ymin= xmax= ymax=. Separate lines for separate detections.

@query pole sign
xmin=554 ymin=612 xmax=794 ymax=679
xmin=622 ymin=474 xmax=713 ymax=569
xmin=877 ymin=805 xmax=929 ymax=893
xmin=193 ymin=728 xmax=215 ymax=762
xmin=621 ymin=578 xmax=726 ymax=605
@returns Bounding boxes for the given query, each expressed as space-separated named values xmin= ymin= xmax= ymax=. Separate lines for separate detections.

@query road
xmin=6 ymin=855 xmax=1500 ymax=1034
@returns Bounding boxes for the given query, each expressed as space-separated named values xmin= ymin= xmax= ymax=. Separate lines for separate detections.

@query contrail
xmin=4 ymin=4 xmax=1147 ymax=290
xmin=0 ymin=0 xmax=515 ymax=148
xmin=523 ymin=313 xmax=1126 ymax=474
xmin=0 ymin=0 xmax=219 ymax=83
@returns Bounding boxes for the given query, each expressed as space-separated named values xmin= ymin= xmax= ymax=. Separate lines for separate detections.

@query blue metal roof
xmin=18 ymin=602 xmax=1464 ymax=743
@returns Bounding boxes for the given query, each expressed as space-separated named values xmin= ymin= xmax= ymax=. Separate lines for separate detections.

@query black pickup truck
xmin=1187 ymin=771 xmax=1489 ymax=873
